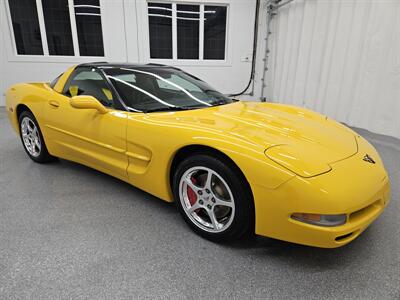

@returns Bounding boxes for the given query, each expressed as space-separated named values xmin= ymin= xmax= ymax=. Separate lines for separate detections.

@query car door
xmin=43 ymin=67 xmax=129 ymax=180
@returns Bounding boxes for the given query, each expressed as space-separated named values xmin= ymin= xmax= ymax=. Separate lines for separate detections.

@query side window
xmin=63 ymin=68 xmax=114 ymax=107
xmin=50 ymin=73 xmax=63 ymax=89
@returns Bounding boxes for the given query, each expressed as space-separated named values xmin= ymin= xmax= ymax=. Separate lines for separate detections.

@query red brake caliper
xmin=187 ymin=177 xmax=198 ymax=207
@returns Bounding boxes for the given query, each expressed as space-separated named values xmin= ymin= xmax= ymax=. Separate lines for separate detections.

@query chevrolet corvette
xmin=5 ymin=63 xmax=390 ymax=247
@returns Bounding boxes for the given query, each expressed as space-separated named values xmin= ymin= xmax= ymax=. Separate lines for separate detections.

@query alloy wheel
xmin=179 ymin=166 xmax=235 ymax=233
xmin=21 ymin=116 xmax=41 ymax=157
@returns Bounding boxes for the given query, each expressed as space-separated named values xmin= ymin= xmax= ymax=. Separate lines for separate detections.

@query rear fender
xmin=6 ymin=83 xmax=55 ymax=134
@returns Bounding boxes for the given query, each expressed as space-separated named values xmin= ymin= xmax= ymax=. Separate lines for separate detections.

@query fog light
xmin=291 ymin=213 xmax=346 ymax=227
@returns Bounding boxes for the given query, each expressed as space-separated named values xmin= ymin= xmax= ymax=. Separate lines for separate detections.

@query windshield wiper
xmin=143 ymin=106 xmax=203 ymax=113
xmin=209 ymin=100 xmax=231 ymax=106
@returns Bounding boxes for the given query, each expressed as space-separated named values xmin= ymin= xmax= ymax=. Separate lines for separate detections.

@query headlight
xmin=291 ymin=213 xmax=347 ymax=227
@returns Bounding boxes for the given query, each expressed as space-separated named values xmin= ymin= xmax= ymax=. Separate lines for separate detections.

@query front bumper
xmin=252 ymin=137 xmax=391 ymax=248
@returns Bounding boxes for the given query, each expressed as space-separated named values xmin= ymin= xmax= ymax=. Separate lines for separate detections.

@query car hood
xmin=147 ymin=101 xmax=358 ymax=177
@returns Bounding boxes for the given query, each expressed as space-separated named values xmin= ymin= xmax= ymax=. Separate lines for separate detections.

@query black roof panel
xmin=77 ymin=62 xmax=173 ymax=69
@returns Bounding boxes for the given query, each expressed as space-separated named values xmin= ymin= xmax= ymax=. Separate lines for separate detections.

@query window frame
xmin=4 ymin=0 xmax=106 ymax=62
xmin=144 ymin=0 xmax=231 ymax=66
xmin=49 ymin=73 xmax=63 ymax=89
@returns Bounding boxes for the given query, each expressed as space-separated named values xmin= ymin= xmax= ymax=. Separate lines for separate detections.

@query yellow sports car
xmin=5 ymin=63 xmax=390 ymax=248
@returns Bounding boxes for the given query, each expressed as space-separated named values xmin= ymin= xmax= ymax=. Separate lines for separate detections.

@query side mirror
xmin=70 ymin=95 xmax=108 ymax=114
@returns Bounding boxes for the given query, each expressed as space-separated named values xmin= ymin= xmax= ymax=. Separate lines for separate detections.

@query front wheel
xmin=173 ymin=154 xmax=254 ymax=242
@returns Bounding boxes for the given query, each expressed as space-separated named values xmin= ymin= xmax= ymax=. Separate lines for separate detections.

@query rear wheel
xmin=173 ymin=154 xmax=254 ymax=242
xmin=19 ymin=110 xmax=55 ymax=163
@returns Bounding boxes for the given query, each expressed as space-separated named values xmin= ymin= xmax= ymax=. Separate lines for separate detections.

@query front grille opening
xmin=335 ymin=232 xmax=354 ymax=242
xmin=349 ymin=199 xmax=383 ymax=222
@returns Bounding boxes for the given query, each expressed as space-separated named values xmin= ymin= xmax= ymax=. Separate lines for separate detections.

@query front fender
xmin=184 ymin=137 xmax=296 ymax=190
xmin=125 ymin=113 xmax=296 ymax=202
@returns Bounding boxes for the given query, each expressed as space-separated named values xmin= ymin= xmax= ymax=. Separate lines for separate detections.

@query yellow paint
xmin=70 ymin=95 xmax=109 ymax=114
xmin=5 ymin=66 xmax=391 ymax=248
xmin=69 ymin=86 xmax=79 ymax=97
xmin=102 ymin=88 xmax=113 ymax=100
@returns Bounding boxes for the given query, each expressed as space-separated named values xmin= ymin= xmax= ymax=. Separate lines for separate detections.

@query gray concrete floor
xmin=0 ymin=108 xmax=399 ymax=299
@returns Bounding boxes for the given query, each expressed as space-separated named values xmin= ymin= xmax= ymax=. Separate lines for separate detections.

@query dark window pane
xmin=63 ymin=68 xmax=113 ymax=107
xmin=104 ymin=67 xmax=232 ymax=112
xmin=50 ymin=73 xmax=63 ymax=89
xmin=74 ymin=0 xmax=104 ymax=56
xmin=204 ymin=6 xmax=227 ymax=60
xmin=148 ymin=3 xmax=172 ymax=59
xmin=74 ymin=0 xmax=101 ymax=14
xmin=42 ymin=0 xmax=74 ymax=56
xmin=8 ymin=0 xmax=43 ymax=55
xmin=177 ymin=4 xmax=199 ymax=59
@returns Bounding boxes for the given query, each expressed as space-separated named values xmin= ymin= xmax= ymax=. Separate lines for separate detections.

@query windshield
xmin=102 ymin=67 xmax=233 ymax=112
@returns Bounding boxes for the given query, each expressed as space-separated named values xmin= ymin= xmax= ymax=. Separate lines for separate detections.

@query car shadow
xmin=55 ymin=158 xmax=177 ymax=209
xmin=223 ymin=228 xmax=378 ymax=271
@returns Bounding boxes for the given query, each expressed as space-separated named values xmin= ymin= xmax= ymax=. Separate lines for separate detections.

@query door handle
xmin=49 ymin=100 xmax=60 ymax=108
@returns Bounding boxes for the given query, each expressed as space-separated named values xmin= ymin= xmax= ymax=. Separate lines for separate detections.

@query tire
xmin=18 ymin=110 xmax=55 ymax=163
xmin=173 ymin=153 xmax=254 ymax=242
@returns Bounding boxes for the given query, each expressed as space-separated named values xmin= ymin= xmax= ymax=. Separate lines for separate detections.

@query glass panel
xmin=50 ymin=73 xmax=63 ymax=89
xmin=156 ymin=74 xmax=202 ymax=93
xmin=64 ymin=68 xmax=113 ymax=106
xmin=74 ymin=0 xmax=104 ymax=56
xmin=104 ymin=67 xmax=232 ymax=112
xmin=177 ymin=4 xmax=199 ymax=59
xmin=148 ymin=2 xmax=172 ymax=59
xmin=42 ymin=0 xmax=74 ymax=56
xmin=204 ymin=6 xmax=227 ymax=60
xmin=7 ymin=0 xmax=43 ymax=55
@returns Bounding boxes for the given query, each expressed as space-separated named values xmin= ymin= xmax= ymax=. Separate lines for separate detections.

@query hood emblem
xmin=363 ymin=154 xmax=375 ymax=164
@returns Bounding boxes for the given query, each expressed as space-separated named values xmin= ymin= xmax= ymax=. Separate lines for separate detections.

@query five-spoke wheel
xmin=173 ymin=153 xmax=254 ymax=242
xmin=21 ymin=116 xmax=41 ymax=157
xmin=18 ymin=110 xmax=54 ymax=163
xmin=179 ymin=166 xmax=235 ymax=233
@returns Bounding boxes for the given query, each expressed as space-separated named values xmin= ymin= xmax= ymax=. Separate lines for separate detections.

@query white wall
xmin=0 ymin=0 xmax=256 ymax=105
xmin=263 ymin=0 xmax=400 ymax=138
xmin=1 ymin=0 xmax=399 ymax=139
xmin=0 ymin=6 xmax=5 ymax=103
xmin=0 ymin=0 xmax=129 ymax=106
xmin=134 ymin=0 xmax=255 ymax=95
